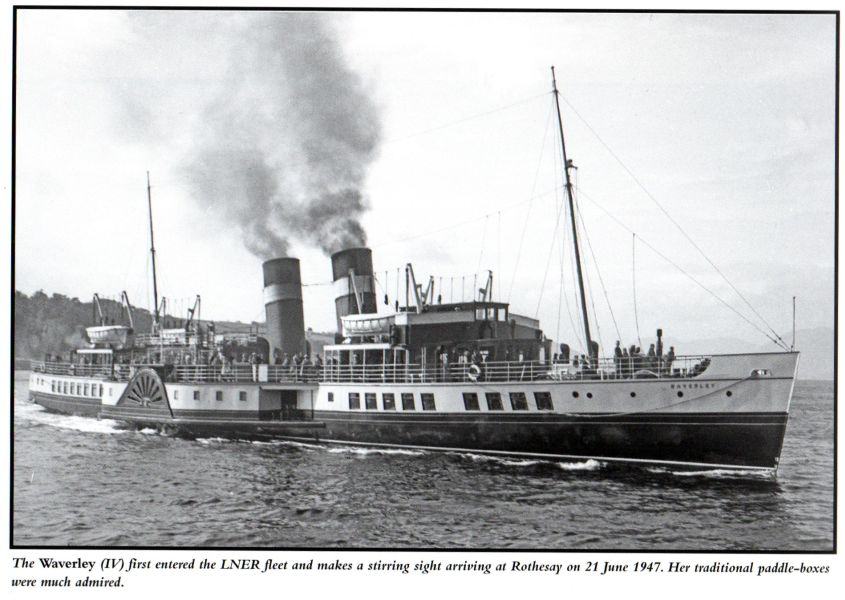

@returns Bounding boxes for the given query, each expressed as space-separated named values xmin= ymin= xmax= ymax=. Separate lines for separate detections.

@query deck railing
xmin=30 ymin=355 xmax=711 ymax=385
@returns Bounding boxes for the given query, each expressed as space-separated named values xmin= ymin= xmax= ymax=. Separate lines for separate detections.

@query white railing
xmin=30 ymin=361 xmax=113 ymax=377
xmin=317 ymin=356 xmax=710 ymax=384
xmin=30 ymin=355 xmax=712 ymax=385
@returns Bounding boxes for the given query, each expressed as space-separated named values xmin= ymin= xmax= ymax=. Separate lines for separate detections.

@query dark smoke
xmin=184 ymin=13 xmax=381 ymax=258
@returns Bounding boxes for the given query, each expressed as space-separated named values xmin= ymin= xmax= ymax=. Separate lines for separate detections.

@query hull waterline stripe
xmin=271 ymin=435 xmax=776 ymax=473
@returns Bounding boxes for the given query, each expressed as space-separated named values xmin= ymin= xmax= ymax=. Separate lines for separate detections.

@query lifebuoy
xmin=468 ymin=364 xmax=482 ymax=382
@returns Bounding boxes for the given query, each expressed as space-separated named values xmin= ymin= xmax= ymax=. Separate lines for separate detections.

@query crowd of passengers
xmin=40 ymin=328 xmax=705 ymax=383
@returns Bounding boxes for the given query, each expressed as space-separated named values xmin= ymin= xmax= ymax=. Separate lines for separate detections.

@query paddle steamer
xmin=28 ymin=70 xmax=799 ymax=473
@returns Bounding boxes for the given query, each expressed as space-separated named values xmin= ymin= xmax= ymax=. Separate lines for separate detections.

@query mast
xmin=146 ymin=171 xmax=160 ymax=333
xmin=551 ymin=66 xmax=595 ymax=360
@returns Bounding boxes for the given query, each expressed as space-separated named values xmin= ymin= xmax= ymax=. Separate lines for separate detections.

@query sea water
xmin=11 ymin=374 xmax=833 ymax=549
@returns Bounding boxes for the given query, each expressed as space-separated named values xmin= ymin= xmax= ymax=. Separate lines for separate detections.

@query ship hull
xmin=30 ymin=391 xmax=102 ymax=418
xmin=96 ymin=409 xmax=786 ymax=470
xmin=32 ymin=352 xmax=799 ymax=472
xmin=303 ymin=410 xmax=788 ymax=470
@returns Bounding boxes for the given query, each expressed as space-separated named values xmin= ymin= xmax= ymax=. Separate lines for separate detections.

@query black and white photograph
xmin=7 ymin=4 xmax=836 ymax=574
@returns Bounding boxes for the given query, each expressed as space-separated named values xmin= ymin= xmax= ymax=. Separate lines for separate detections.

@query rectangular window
xmin=509 ymin=392 xmax=528 ymax=411
xmin=84 ymin=383 xmax=89 ymax=396
xmin=421 ymin=393 xmax=436 ymax=411
xmin=215 ymin=390 xmax=223 ymax=402
xmin=193 ymin=390 xmax=200 ymax=401
xmin=71 ymin=383 xmax=76 ymax=395
xmin=348 ymin=392 xmax=361 ymax=410
xmin=486 ymin=392 xmax=503 ymax=411
xmin=239 ymin=391 xmax=247 ymax=402
xmin=365 ymin=393 xmax=377 ymax=410
xmin=100 ymin=385 xmax=105 ymax=398
xmin=382 ymin=393 xmax=396 ymax=410
xmin=51 ymin=381 xmax=56 ymax=392
xmin=109 ymin=387 xmax=113 ymax=397
xmin=463 ymin=392 xmax=480 ymax=411
xmin=328 ymin=392 xmax=334 ymax=403
xmin=534 ymin=391 xmax=554 ymax=411
xmin=173 ymin=389 xmax=179 ymax=400
xmin=401 ymin=393 xmax=415 ymax=411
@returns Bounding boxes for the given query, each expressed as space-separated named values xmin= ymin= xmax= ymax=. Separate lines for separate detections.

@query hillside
xmin=14 ymin=289 xmax=336 ymax=361
xmin=13 ymin=290 xmax=257 ymax=360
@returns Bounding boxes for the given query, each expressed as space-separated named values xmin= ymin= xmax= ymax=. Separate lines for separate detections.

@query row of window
xmin=51 ymin=380 xmax=104 ymax=398
xmin=332 ymin=391 xmax=556 ymax=412
xmin=48 ymin=380 xmax=255 ymax=404
xmin=173 ymin=389 xmax=249 ymax=402
xmin=341 ymin=392 xmax=438 ymax=411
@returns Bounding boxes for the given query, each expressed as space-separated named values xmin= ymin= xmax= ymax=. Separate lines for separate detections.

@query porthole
xmin=572 ymin=391 xmax=579 ymax=398
xmin=630 ymin=392 xmax=636 ymax=398
xmin=586 ymin=392 xmax=593 ymax=399
xmin=726 ymin=391 xmax=733 ymax=397
xmin=677 ymin=391 xmax=684 ymax=398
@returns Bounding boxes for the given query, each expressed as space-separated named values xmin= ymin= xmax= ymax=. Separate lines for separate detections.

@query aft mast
xmin=146 ymin=171 xmax=161 ymax=334
xmin=551 ymin=67 xmax=595 ymax=361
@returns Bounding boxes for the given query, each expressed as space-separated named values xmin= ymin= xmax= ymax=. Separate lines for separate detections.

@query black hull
xmin=100 ymin=407 xmax=788 ymax=470
xmin=308 ymin=411 xmax=788 ymax=470
xmin=30 ymin=392 xmax=101 ymax=418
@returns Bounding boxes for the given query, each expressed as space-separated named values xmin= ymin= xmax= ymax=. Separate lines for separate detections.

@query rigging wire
xmin=534 ymin=192 xmax=566 ymax=318
xmin=383 ymin=92 xmax=548 ymax=145
xmin=508 ymin=98 xmax=556 ymax=302
xmin=555 ymin=146 xmax=584 ymax=354
xmin=578 ymin=187 xmax=789 ymax=349
xmin=632 ymin=233 xmax=642 ymax=348
xmin=476 ymin=214 xmax=489 ymax=276
xmin=576 ymin=196 xmax=623 ymax=346
xmin=558 ymin=149 xmax=585 ymax=354
xmin=558 ymin=93 xmax=787 ymax=348
xmin=497 ymin=211 xmax=502 ymax=302
xmin=574 ymin=199 xmax=605 ymax=354
xmin=371 ymin=184 xmax=562 ymax=250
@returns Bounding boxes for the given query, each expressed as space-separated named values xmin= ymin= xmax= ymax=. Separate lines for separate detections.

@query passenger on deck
xmin=647 ymin=344 xmax=656 ymax=370
xmin=250 ymin=352 xmax=260 ymax=382
xmin=655 ymin=329 xmax=664 ymax=372
xmin=614 ymin=341 xmax=623 ymax=378
xmin=666 ymin=346 xmax=676 ymax=375
xmin=439 ymin=351 xmax=449 ymax=383
xmin=293 ymin=353 xmax=303 ymax=380
xmin=350 ymin=352 xmax=359 ymax=382
xmin=622 ymin=348 xmax=630 ymax=378
xmin=300 ymin=354 xmax=314 ymax=382
xmin=559 ymin=343 xmax=570 ymax=364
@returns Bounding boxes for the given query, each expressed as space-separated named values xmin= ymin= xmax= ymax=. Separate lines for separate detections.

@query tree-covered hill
xmin=13 ymin=290 xmax=255 ymax=360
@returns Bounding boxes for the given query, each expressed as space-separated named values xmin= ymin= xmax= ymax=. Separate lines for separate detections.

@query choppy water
xmin=12 ymin=375 xmax=833 ymax=550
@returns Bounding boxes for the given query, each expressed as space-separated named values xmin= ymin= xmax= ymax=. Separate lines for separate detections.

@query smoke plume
xmin=184 ymin=13 xmax=381 ymax=258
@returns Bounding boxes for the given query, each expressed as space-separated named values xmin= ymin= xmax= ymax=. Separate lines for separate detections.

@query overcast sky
xmin=14 ymin=10 xmax=835 ymax=355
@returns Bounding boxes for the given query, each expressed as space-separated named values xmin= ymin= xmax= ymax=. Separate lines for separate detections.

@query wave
xmin=17 ymin=403 xmax=126 ymax=435
xmin=454 ymin=452 xmax=558 ymax=468
xmin=645 ymin=466 xmax=775 ymax=480
xmin=326 ymin=446 xmax=425 ymax=457
xmin=557 ymin=459 xmax=603 ymax=471
xmin=196 ymin=437 xmax=234 ymax=445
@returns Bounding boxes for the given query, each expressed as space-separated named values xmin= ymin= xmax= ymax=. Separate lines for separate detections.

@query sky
xmin=14 ymin=10 xmax=836 ymax=356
